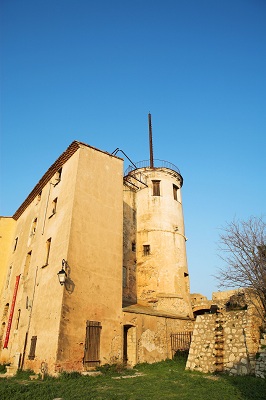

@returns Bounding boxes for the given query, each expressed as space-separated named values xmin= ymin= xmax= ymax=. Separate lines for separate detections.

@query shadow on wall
xmin=64 ymin=263 xmax=75 ymax=294
xmin=122 ymin=201 xmax=137 ymax=306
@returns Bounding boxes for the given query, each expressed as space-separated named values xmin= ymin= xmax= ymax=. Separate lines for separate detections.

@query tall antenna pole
xmin=148 ymin=113 xmax=154 ymax=168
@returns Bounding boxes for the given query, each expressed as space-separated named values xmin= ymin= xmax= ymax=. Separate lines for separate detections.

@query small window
xmin=37 ymin=191 xmax=42 ymax=202
xmin=173 ymin=184 xmax=178 ymax=201
xmin=152 ymin=180 xmax=160 ymax=196
xmin=143 ymin=245 xmax=150 ymax=256
xmin=28 ymin=336 xmax=37 ymax=360
xmin=15 ymin=309 xmax=21 ymax=330
xmin=2 ymin=303 xmax=9 ymax=320
xmin=123 ymin=266 xmax=127 ymax=288
xmin=132 ymin=242 xmax=136 ymax=252
xmin=55 ymin=168 xmax=62 ymax=184
xmin=24 ymin=251 xmax=32 ymax=278
xmin=13 ymin=237 xmax=18 ymax=252
xmin=44 ymin=238 xmax=51 ymax=266
xmin=49 ymin=198 xmax=58 ymax=218
xmin=30 ymin=218 xmax=37 ymax=236
xmin=5 ymin=266 xmax=12 ymax=289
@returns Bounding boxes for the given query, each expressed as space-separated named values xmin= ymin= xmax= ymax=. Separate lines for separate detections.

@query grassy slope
xmin=0 ymin=359 xmax=265 ymax=400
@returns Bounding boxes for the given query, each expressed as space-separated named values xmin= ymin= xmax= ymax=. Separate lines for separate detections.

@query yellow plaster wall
xmin=0 ymin=151 xmax=79 ymax=373
xmin=0 ymin=217 xmax=15 ymax=295
xmin=57 ymin=145 xmax=124 ymax=370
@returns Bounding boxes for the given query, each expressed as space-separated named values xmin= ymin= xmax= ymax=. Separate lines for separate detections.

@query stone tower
xmin=123 ymin=118 xmax=193 ymax=319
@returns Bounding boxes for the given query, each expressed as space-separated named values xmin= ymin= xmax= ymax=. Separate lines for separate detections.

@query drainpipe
xmin=20 ymin=266 xmax=38 ymax=369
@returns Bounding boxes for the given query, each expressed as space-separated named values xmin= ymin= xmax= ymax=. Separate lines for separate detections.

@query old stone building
xmin=0 ymin=140 xmax=194 ymax=375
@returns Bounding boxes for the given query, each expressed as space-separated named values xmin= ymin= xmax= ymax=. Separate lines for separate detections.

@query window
xmin=13 ymin=237 xmax=18 ymax=252
xmin=24 ymin=251 xmax=32 ymax=279
xmin=173 ymin=184 xmax=178 ymax=201
xmin=6 ymin=266 xmax=12 ymax=289
xmin=30 ymin=218 xmax=37 ymax=236
xmin=55 ymin=168 xmax=62 ymax=184
xmin=37 ymin=191 xmax=42 ymax=202
xmin=28 ymin=336 xmax=37 ymax=360
xmin=123 ymin=266 xmax=127 ymax=288
xmin=132 ymin=242 xmax=136 ymax=252
xmin=44 ymin=238 xmax=51 ymax=266
xmin=49 ymin=198 xmax=58 ymax=217
xmin=15 ymin=309 xmax=21 ymax=330
xmin=152 ymin=180 xmax=160 ymax=196
xmin=143 ymin=245 xmax=150 ymax=256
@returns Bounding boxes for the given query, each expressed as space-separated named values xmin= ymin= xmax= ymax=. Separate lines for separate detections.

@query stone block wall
xmin=186 ymin=310 xmax=260 ymax=375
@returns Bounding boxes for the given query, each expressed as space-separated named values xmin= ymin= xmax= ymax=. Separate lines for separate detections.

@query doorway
xmin=123 ymin=325 xmax=136 ymax=366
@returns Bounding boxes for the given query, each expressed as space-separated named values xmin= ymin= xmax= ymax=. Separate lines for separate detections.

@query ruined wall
xmin=123 ymin=311 xmax=194 ymax=365
xmin=186 ymin=310 xmax=260 ymax=375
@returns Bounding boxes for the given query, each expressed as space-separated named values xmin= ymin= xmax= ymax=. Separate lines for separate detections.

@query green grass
xmin=0 ymin=358 xmax=265 ymax=400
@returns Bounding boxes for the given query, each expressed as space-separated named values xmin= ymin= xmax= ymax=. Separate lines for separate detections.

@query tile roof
xmin=123 ymin=304 xmax=191 ymax=320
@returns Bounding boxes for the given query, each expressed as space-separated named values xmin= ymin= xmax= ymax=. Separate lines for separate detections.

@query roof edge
xmin=12 ymin=141 xmax=123 ymax=220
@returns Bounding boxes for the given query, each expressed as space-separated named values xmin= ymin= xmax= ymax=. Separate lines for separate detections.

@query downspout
xmin=20 ymin=266 xmax=38 ymax=369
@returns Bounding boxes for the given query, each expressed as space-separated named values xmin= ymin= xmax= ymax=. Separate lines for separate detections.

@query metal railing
xmin=124 ymin=159 xmax=181 ymax=176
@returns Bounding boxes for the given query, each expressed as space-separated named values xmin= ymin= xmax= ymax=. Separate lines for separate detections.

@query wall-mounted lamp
xmin=57 ymin=259 xmax=68 ymax=285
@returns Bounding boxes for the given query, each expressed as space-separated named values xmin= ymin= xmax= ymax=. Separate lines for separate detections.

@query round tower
xmin=123 ymin=160 xmax=193 ymax=318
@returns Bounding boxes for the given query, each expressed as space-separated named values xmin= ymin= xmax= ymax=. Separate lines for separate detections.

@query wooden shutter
xmin=84 ymin=321 xmax=102 ymax=368
xmin=152 ymin=180 xmax=160 ymax=196
xmin=28 ymin=336 xmax=37 ymax=360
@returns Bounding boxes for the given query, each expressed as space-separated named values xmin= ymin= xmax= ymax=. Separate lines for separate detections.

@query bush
xmin=59 ymin=371 xmax=82 ymax=380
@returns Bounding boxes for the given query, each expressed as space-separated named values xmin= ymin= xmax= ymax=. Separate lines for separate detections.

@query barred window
xmin=143 ymin=245 xmax=150 ymax=256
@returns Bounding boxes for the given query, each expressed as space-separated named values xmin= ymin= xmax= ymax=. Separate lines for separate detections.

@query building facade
xmin=0 ymin=141 xmax=194 ymax=375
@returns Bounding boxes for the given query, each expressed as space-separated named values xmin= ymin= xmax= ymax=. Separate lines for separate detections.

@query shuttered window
xmin=152 ymin=180 xmax=160 ymax=196
xmin=84 ymin=321 xmax=102 ymax=368
xmin=28 ymin=336 xmax=37 ymax=360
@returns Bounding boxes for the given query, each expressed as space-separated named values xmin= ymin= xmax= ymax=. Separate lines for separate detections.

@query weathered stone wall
xmin=123 ymin=310 xmax=194 ymax=365
xmin=186 ymin=310 xmax=260 ymax=375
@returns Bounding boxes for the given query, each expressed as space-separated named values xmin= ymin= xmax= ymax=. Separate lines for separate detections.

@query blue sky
xmin=1 ymin=0 xmax=265 ymax=299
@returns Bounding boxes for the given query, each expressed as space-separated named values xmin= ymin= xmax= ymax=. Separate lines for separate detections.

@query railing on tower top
xmin=124 ymin=159 xmax=181 ymax=177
